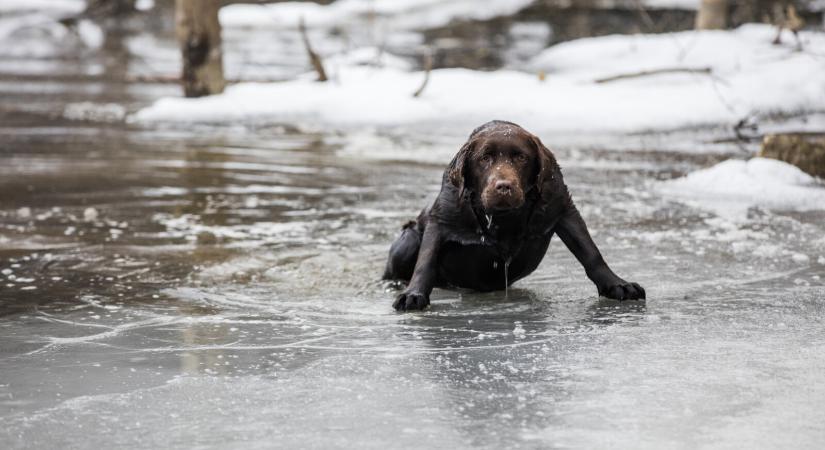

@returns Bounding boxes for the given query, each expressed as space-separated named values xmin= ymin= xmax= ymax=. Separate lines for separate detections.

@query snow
xmin=83 ymin=207 xmax=99 ymax=222
xmin=76 ymin=20 xmax=103 ymax=48
xmin=135 ymin=0 xmax=154 ymax=12
xmin=642 ymin=0 xmax=700 ymax=9
xmin=660 ymin=157 xmax=825 ymax=212
xmin=132 ymin=25 xmax=825 ymax=137
xmin=0 ymin=0 xmax=84 ymax=15
xmin=219 ymin=0 xmax=535 ymax=30
xmin=64 ymin=102 xmax=127 ymax=122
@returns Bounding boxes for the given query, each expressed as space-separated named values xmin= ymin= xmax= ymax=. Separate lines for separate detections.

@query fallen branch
xmin=299 ymin=18 xmax=328 ymax=82
xmin=594 ymin=67 xmax=712 ymax=84
xmin=412 ymin=50 xmax=432 ymax=98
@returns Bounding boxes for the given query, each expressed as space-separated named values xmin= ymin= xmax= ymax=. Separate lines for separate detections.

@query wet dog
xmin=383 ymin=120 xmax=645 ymax=311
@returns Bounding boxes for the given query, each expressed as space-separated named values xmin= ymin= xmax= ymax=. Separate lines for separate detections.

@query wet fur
xmin=383 ymin=121 xmax=645 ymax=310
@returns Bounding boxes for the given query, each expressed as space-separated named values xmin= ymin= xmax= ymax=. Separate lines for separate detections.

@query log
xmin=175 ymin=0 xmax=225 ymax=97
xmin=760 ymin=133 xmax=825 ymax=178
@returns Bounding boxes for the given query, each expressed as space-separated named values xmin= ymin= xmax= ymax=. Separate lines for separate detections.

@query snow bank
xmin=528 ymin=25 xmax=818 ymax=81
xmin=219 ymin=0 xmax=704 ymax=31
xmin=0 ymin=0 xmax=83 ymax=15
xmin=0 ymin=1 xmax=100 ymax=57
xmin=660 ymin=157 xmax=825 ymax=212
xmin=642 ymin=0 xmax=699 ymax=9
xmin=132 ymin=25 xmax=825 ymax=136
xmin=220 ymin=0 xmax=534 ymax=30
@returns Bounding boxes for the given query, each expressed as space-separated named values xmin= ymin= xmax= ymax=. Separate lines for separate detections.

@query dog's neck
xmin=469 ymin=191 xmax=538 ymax=259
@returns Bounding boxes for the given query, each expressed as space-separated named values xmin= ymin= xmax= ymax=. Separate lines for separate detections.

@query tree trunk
xmin=695 ymin=0 xmax=728 ymax=29
xmin=175 ymin=0 xmax=225 ymax=97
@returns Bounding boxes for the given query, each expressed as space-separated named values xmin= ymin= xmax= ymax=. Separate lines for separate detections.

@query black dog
xmin=383 ymin=120 xmax=645 ymax=311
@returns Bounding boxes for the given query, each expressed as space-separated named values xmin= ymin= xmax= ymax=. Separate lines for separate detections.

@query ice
xmin=3 ymin=7 xmax=825 ymax=449
xmin=64 ymin=102 xmax=127 ymax=123
xmin=791 ymin=253 xmax=810 ymax=264
xmin=83 ymin=207 xmax=99 ymax=222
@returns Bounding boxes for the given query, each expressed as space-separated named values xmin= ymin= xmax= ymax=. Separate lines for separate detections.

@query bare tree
xmin=175 ymin=0 xmax=225 ymax=97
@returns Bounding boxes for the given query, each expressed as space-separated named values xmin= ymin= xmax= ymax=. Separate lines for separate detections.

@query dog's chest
xmin=438 ymin=233 xmax=553 ymax=291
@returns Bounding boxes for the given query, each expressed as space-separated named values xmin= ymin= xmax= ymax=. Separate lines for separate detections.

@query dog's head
xmin=448 ymin=121 xmax=557 ymax=213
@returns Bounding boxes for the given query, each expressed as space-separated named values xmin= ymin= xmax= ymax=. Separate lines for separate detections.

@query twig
xmin=594 ymin=67 xmax=712 ymax=84
xmin=733 ymin=114 xmax=759 ymax=142
xmin=412 ymin=50 xmax=432 ymax=98
xmin=299 ymin=18 xmax=328 ymax=82
xmin=632 ymin=0 xmax=655 ymax=31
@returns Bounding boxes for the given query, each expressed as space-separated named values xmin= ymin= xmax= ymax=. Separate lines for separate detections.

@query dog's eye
xmin=480 ymin=154 xmax=492 ymax=163
xmin=514 ymin=153 xmax=527 ymax=162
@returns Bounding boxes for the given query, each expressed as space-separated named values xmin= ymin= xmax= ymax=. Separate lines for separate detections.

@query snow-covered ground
xmin=660 ymin=157 xmax=825 ymax=216
xmin=133 ymin=25 xmax=825 ymax=138
xmin=220 ymin=0 xmax=535 ymax=30
xmin=0 ymin=0 xmax=103 ymax=57
xmin=0 ymin=0 xmax=83 ymax=15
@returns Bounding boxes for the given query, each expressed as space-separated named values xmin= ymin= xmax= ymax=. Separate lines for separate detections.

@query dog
xmin=383 ymin=120 xmax=645 ymax=311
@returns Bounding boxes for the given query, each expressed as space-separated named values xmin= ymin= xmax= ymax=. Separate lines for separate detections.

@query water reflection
xmin=178 ymin=303 xmax=229 ymax=375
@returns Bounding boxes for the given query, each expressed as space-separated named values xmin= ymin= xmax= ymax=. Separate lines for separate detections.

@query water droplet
xmin=504 ymin=257 xmax=512 ymax=296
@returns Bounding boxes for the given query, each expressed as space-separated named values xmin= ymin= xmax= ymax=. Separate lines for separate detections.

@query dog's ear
xmin=530 ymin=134 xmax=559 ymax=196
xmin=448 ymin=138 xmax=475 ymax=204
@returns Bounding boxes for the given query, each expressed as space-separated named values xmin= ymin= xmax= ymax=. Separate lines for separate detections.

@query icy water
xmin=3 ymin=117 xmax=825 ymax=449
xmin=2 ymin=6 xmax=825 ymax=450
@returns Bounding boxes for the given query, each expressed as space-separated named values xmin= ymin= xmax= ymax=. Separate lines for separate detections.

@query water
xmin=2 ymin=6 xmax=825 ymax=450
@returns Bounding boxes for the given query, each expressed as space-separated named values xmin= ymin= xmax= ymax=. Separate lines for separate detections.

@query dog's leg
xmin=382 ymin=221 xmax=421 ymax=281
xmin=393 ymin=223 xmax=442 ymax=311
xmin=553 ymin=205 xmax=646 ymax=300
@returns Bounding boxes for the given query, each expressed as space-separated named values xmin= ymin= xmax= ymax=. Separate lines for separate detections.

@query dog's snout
xmin=495 ymin=180 xmax=512 ymax=195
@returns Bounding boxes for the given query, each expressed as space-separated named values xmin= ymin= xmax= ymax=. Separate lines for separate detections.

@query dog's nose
xmin=495 ymin=180 xmax=512 ymax=195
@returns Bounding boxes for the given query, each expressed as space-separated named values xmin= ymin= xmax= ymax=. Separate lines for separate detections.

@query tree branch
xmin=412 ymin=50 xmax=432 ymax=98
xmin=594 ymin=67 xmax=712 ymax=84
xmin=299 ymin=18 xmax=327 ymax=82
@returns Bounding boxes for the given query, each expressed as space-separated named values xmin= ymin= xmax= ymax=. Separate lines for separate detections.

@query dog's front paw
xmin=598 ymin=280 xmax=646 ymax=301
xmin=393 ymin=290 xmax=430 ymax=311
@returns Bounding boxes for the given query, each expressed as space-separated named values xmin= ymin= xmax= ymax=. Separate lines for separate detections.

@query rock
xmin=196 ymin=231 xmax=218 ymax=245
xmin=760 ymin=133 xmax=825 ymax=179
